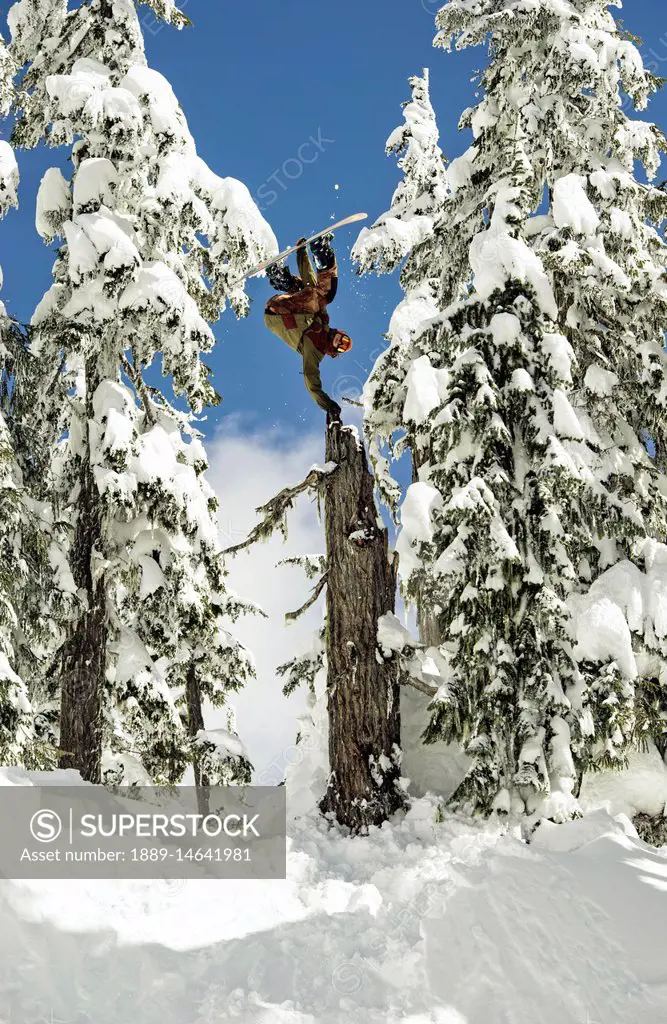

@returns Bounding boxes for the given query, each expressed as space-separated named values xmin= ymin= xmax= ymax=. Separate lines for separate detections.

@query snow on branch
xmin=120 ymin=353 xmax=156 ymax=426
xmin=141 ymin=0 xmax=192 ymax=30
xmin=277 ymin=631 xmax=325 ymax=697
xmin=376 ymin=612 xmax=442 ymax=699
xmin=352 ymin=68 xmax=448 ymax=277
xmin=222 ymin=464 xmax=338 ymax=557
xmin=278 ymin=554 xmax=326 ymax=580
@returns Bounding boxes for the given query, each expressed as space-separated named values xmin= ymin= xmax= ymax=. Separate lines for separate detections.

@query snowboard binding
xmin=310 ymin=232 xmax=335 ymax=271
xmin=266 ymin=261 xmax=302 ymax=293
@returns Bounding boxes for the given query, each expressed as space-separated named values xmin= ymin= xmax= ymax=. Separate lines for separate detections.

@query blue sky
xmin=1 ymin=1 xmax=666 ymax=441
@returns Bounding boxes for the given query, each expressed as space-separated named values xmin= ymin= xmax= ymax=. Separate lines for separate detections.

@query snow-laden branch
xmin=120 ymin=353 xmax=156 ymax=426
xmin=376 ymin=612 xmax=442 ymax=700
xmin=277 ymin=631 xmax=325 ymax=697
xmin=222 ymin=464 xmax=338 ymax=557
xmin=278 ymin=554 xmax=326 ymax=580
xmin=403 ymin=674 xmax=437 ymax=699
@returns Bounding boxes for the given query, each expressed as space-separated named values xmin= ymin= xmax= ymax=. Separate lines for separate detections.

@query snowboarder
xmin=264 ymin=233 xmax=353 ymax=420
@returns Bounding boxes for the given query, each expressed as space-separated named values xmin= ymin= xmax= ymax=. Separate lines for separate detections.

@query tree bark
xmin=59 ymin=360 xmax=106 ymax=783
xmin=418 ymin=597 xmax=442 ymax=649
xmin=320 ymin=422 xmax=404 ymax=833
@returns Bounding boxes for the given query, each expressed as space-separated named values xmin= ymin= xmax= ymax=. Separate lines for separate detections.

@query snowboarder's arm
xmin=302 ymin=337 xmax=340 ymax=414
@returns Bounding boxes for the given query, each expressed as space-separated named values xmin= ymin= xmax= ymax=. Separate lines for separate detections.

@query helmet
xmin=330 ymin=330 xmax=352 ymax=354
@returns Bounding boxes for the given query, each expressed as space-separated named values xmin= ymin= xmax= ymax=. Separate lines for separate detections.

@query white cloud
xmin=206 ymin=417 xmax=326 ymax=781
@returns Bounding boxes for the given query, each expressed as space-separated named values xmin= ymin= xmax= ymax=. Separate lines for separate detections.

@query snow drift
xmin=2 ymin=763 xmax=667 ymax=1023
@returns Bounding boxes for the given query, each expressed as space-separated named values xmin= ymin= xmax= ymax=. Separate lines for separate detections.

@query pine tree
xmin=353 ymin=69 xmax=450 ymax=646
xmin=0 ymin=30 xmax=48 ymax=767
xmin=353 ymin=69 xmax=450 ymax=512
xmin=8 ymin=0 xmax=275 ymax=782
xmin=489 ymin=0 xmax=667 ymax=769
xmin=0 ymin=140 xmax=33 ymax=764
xmin=431 ymin=0 xmax=667 ymax=811
xmin=358 ymin=1 xmax=667 ymax=819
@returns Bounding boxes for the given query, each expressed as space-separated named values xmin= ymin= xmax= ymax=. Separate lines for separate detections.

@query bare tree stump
xmin=320 ymin=422 xmax=404 ymax=832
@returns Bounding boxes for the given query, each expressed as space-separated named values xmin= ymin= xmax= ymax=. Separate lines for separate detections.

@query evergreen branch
xmin=565 ymin=371 xmax=639 ymax=398
xmin=277 ymin=632 xmax=325 ymax=697
xmin=222 ymin=465 xmax=338 ymax=556
xmin=121 ymin=353 xmax=157 ymax=426
xmin=141 ymin=0 xmax=192 ymax=29
xmin=278 ymin=554 xmax=327 ymax=579
xmin=14 ymin=7 xmax=93 ymax=104
xmin=402 ymin=674 xmax=438 ymax=699
xmin=285 ymin=573 xmax=328 ymax=623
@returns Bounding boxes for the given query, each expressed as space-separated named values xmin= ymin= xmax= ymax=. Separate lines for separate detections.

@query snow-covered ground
xmin=2 ymin=752 xmax=667 ymax=1024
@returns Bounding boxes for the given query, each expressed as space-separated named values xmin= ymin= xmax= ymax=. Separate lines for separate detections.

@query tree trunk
xmin=186 ymin=664 xmax=210 ymax=815
xmin=320 ymin=422 xmax=404 ymax=833
xmin=59 ymin=360 xmax=106 ymax=783
xmin=417 ymin=592 xmax=442 ymax=648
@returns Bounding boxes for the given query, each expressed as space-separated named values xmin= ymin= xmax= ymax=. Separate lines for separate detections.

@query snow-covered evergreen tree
xmin=8 ymin=0 xmax=276 ymax=782
xmin=353 ymin=69 xmax=450 ymax=511
xmin=0 ymin=32 xmax=43 ymax=767
xmin=357 ymin=1 xmax=667 ymax=819
xmin=353 ymin=69 xmax=451 ymax=647
xmin=491 ymin=0 xmax=667 ymax=769
xmin=0 ymin=211 xmax=35 ymax=765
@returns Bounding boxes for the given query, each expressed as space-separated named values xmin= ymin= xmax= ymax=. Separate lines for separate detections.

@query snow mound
xmin=36 ymin=167 xmax=71 ymax=241
xmin=580 ymin=745 xmax=667 ymax=820
xmin=1 ymin=767 xmax=667 ymax=1022
xmin=469 ymin=186 xmax=557 ymax=319
xmin=194 ymin=728 xmax=248 ymax=762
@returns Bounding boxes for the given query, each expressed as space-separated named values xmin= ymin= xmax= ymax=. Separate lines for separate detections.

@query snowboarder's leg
xmin=264 ymin=310 xmax=282 ymax=338
xmin=266 ymin=260 xmax=301 ymax=293
xmin=310 ymin=231 xmax=335 ymax=271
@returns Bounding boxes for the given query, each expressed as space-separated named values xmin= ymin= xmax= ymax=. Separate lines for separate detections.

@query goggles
xmin=332 ymin=331 xmax=353 ymax=353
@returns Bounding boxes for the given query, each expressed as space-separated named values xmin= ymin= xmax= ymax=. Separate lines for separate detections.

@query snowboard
xmin=232 ymin=212 xmax=368 ymax=287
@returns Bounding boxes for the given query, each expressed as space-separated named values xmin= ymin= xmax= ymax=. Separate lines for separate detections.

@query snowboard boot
xmin=310 ymin=232 xmax=335 ymax=271
xmin=266 ymin=261 xmax=301 ymax=293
